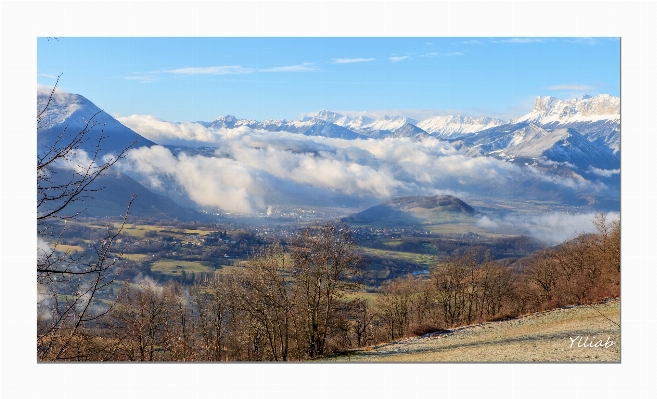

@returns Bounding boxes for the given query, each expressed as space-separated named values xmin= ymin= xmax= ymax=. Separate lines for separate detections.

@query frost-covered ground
xmin=322 ymin=299 xmax=620 ymax=362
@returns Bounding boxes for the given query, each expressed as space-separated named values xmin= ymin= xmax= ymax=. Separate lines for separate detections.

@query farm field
xmin=49 ymin=243 xmax=85 ymax=253
xmin=150 ymin=259 xmax=215 ymax=276
xmin=121 ymin=253 xmax=151 ymax=261
xmin=425 ymin=223 xmax=511 ymax=237
xmin=359 ymin=247 xmax=437 ymax=268
xmin=112 ymin=223 xmax=216 ymax=238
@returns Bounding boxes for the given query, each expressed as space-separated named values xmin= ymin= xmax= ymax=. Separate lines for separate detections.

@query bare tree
xmin=289 ymin=222 xmax=368 ymax=358
xmin=37 ymin=77 xmax=136 ymax=361
xmin=191 ymin=272 xmax=235 ymax=361
xmin=234 ymin=244 xmax=297 ymax=361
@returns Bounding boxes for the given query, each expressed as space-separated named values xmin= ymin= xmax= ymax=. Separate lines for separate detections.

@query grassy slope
xmin=321 ymin=299 xmax=620 ymax=362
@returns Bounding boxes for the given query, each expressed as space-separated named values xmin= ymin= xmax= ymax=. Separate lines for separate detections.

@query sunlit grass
xmin=359 ymin=247 xmax=437 ymax=267
xmin=150 ymin=259 xmax=214 ymax=276
xmin=121 ymin=253 xmax=151 ymax=261
xmin=52 ymin=244 xmax=85 ymax=253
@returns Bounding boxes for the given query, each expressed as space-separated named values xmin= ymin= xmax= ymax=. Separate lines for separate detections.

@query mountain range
xmin=37 ymin=89 xmax=621 ymax=216
xmin=202 ymin=94 xmax=619 ymax=170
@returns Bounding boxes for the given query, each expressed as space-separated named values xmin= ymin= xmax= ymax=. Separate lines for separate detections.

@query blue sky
xmin=37 ymin=37 xmax=620 ymax=122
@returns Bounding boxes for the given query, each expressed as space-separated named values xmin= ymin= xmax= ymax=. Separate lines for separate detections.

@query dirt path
xmin=323 ymin=299 xmax=620 ymax=362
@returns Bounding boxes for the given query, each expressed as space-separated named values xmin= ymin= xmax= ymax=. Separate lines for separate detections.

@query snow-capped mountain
xmin=516 ymin=94 xmax=619 ymax=125
xmin=361 ymin=116 xmax=417 ymax=132
xmin=37 ymin=90 xmax=154 ymax=157
xmin=477 ymin=124 xmax=615 ymax=168
xmin=515 ymin=94 xmax=620 ymax=153
xmin=304 ymin=110 xmax=345 ymax=124
xmin=309 ymin=111 xmax=418 ymax=136
xmin=340 ymin=115 xmax=375 ymax=131
xmin=386 ymin=123 xmax=430 ymax=140
xmin=457 ymin=121 xmax=619 ymax=174
xmin=417 ymin=115 xmax=506 ymax=138
xmin=39 ymin=89 xmax=621 ymax=213
xmin=208 ymin=115 xmax=258 ymax=129
xmin=282 ymin=118 xmax=363 ymax=139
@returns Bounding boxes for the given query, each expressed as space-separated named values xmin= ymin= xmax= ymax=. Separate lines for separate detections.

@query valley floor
xmin=322 ymin=299 xmax=620 ymax=362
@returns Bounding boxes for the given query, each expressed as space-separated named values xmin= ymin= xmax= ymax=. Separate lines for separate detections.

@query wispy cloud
xmin=168 ymin=66 xmax=255 ymax=75
xmin=565 ymin=38 xmax=598 ymax=45
xmin=476 ymin=212 xmax=619 ymax=245
xmin=125 ymin=74 xmax=162 ymax=83
xmin=462 ymin=39 xmax=482 ymax=45
xmin=546 ymin=84 xmax=596 ymax=91
xmin=126 ymin=65 xmax=254 ymax=82
xmin=496 ymin=38 xmax=546 ymax=44
xmin=588 ymin=166 xmax=620 ymax=177
xmin=388 ymin=56 xmax=409 ymax=62
xmin=261 ymin=63 xmax=316 ymax=72
xmin=332 ymin=58 xmax=375 ymax=64
xmin=421 ymin=51 xmax=464 ymax=58
xmin=37 ymin=73 xmax=60 ymax=79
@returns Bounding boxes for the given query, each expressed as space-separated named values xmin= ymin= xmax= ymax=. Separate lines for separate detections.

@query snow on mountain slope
xmin=386 ymin=123 xmax=430 ymax=140
xmin=209 ymin=115 xmax=257 ymax=129
xmin=516 ymin=94 xmax=619 ymax=125
xmin=417 ymin=115 xmax=506 ymax=138
xmin=339 ymin=115 xmax=375 ymax=131
xmin=515 ymin=94 xmax=620 ymax=154
xmin=466 ymin=123 xmax=619 ymax=171
xmin=37 ymin=90 xmax=155 ymax=157
xmin=38 ymin=90 xmax=110 ymax=133
xmin=307 ymin=110 xmax=345 ymax=124
xmin=363 ymin=116 xmax=417 ymax=132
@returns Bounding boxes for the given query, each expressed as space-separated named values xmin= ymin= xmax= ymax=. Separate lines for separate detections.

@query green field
xmin=121 ymin=253 xmax=151 ymax=261
xmin=359 ymin=247 xmax=437 ymax=267
xmin=51 ymin=243 xmax=85 ymax=253
xmin=425 ymin=223 xmax=511 ymax=237
xmin=150 ymin=259 xmax=215 ymax=276
xmin=113 ymin=223 xmax=216 ymax=238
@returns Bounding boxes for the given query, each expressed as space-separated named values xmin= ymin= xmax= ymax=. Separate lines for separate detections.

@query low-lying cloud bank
xmin=477 ymin=212 xmax=620 ymax=245
xmin=117 ymin=115 xmax=609 ymax=215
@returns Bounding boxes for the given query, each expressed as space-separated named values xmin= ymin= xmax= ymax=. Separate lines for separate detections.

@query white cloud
xmin=261 ymin=63 xmax=316 ymax=72
xmin=388 ymin=56 xmax=409 ymax=62
xmin=125 ymin=74 xmax=161 ymax=83
xmin=125 ymin=66 xmax=254 ymax=82
xmin=565 ymin=38 xmax=598 ymax=45
xmin=332 ymin=58 xmax=375 ymax=64
xmin=589 ymin=167 xmax=620 ymax=177
xmin=119 ymin=117 xmax=609 ymax=215
xmin=496 ymin=38 xmax=546 ymax=44
xmin=37 ymin=237 xmax=53 ymax=260
xmin=420 ymin=52 xmax=463 ymax=58
xmin=546 ymin=84 xmax=596 ymax=91
xmin=167 ymin=66 xmax=254 ymax=75
xmin=462 ymin=40 xmax=482 ymax=45
xmin=476 ymin=212 xmax=620 ymax=245
xmin=124 ymin=145 xmax=266 ymax=214
xmin=117 ymin=114 xmax=224 ymax=145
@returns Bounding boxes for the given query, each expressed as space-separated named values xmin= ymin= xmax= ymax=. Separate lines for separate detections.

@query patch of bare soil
xmin=324 ymin=299 xmax=620 ymax=362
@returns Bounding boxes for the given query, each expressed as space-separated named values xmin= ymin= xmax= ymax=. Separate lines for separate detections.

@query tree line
xmin=38 ymin=214 xmax=619 ymax=361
